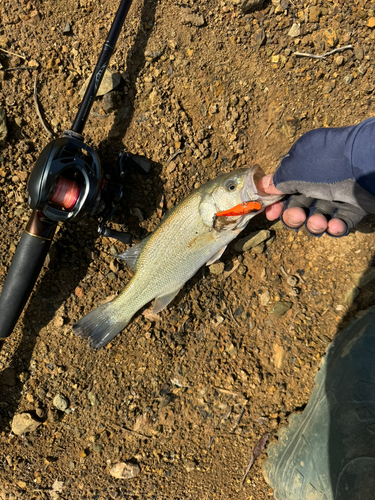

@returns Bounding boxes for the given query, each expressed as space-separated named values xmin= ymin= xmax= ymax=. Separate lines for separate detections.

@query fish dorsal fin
xmin=116 ymin=235 xmax=150 ymax=271
xmin=152 ymin=287 xmax=182 ymax=314
xmin=205 ymin=245 xmax=227 ymax=266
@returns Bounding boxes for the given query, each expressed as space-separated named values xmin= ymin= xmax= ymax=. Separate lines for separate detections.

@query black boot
xmin=263 ymin=308 xmax=375 ymax=500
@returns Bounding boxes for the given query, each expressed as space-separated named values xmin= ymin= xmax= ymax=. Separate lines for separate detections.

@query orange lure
xmin=216 ymin=200 xmax=262 ymax=217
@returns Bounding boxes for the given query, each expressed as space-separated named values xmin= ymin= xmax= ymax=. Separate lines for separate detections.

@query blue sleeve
xmin=274 ymin=117 xmax=375 ymax=196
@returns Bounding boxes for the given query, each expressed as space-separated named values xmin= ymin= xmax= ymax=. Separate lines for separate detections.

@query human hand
xmin=257 ymin=119 xmax=375 ymax=237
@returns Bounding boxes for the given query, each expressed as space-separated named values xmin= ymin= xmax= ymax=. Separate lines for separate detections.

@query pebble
xmin=324 ymin=28 xmax=338 ymax=48
xmin=367 ymin=17 xmax=375 ymax=28
xmin=62 ymin=22 xmax=71 ymax=34
xmin=209 ymin=261 xmax=225 ymax=275
xmin=88 ymin=391 xmax=100 ymax=406
xmin=79 ymin=69 xmax=121 ymax=97
xmin=344 ymin=74 xmax=353 ymax=85
xmin=260 ymin=290 xmax=270 ymax=306
xmin=335 ymin=55 xmax=344 ymax=66
xmin=254 ymin=28 xmax=266 ymax=46
xmin=288 ymin=23 xmax=301 ymax=38
xmin=271 ymin=301 xmax=292 ymax=317
xmin=109 ymin=462 xmax=140 ymax=479
xmin=11 ymin=413 xmax=41 ymax=435
xmin=354 ymin=47 xmax=364 ymax=61
xmin=181 ymin=11 xmax=205 ymax=27
xmin=0 ymin=107 xmax=7 ymax=142
xmin=53 ymin=394 xmax=69 ymax=411
xmin=287 ymin=275 xmax=299 ymax=287
xmin=309 ymin=6 xmax=321 ymax=23
xmin=273 ymin=343 xmax=285 ymax=369
xmin=241 ymin=0 xmax=265 ymax=14
xmin=234 ymin=229 xmax=271 ymax=252
xmin=183 ymin=459 xmax=196 ymax=472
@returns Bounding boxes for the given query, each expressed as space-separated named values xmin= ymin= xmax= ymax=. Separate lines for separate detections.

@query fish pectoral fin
xmin=205 ymin=245 xmax=228 ymax=266
xmin=152 ymin=287 xmax=182 ymax=314
xmin=116 ymin=235 xmax=150 ymax=271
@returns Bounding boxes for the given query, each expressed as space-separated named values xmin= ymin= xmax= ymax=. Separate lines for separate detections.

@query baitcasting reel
xmin=0 ymin=0 xmax=149 ymax=342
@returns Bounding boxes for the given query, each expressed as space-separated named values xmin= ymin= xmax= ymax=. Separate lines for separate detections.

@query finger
xmin=257 ymin=174 xmax=284 ymax=196
xmin=282 ymin=207 xmax=307 ymax=228
xmin=264 ymin=201 xmax=284 ymax=220
xmin=327 ymin=218 xmax=347 ymax=236
xmin=306 ymin=213 xmax=328 ymax=234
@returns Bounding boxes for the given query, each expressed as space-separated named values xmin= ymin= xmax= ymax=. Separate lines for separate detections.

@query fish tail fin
xmin=73 ymin=300 xmax=130 ymax=349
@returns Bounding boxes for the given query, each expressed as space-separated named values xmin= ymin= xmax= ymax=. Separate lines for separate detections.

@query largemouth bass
xmin=73 ymin=166 xmax=282 ymax=348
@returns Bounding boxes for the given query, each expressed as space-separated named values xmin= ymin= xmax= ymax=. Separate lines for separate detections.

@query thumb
xmin=257 ymin=174 xmax=284 ymax=195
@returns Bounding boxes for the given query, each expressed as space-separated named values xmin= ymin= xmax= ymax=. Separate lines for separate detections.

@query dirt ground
xmin=1 ymin=0 xmax=375 ymax=498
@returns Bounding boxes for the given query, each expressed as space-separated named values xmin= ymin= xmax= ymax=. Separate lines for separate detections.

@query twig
xmin=293 ymin=45 xmax=353 ymax=60
xmin=4 ymin=66 xmax=31 ymax=72
xmin=230 ymin=401 xmax=248 ymax=434
xmin=33 ymin=74 xmax=53 ymax=137
xmin=226 ymin=301 xmax=241 ymax=327
xmin=166 ymin=148 xmax=185 ymax=165
xmin=241 ymin=433 xmax=268 ymax=485
xmin=121 ymin=426 xmax=152 ymax=439
xmin=0 ymin=47 xmax=27 ymax=60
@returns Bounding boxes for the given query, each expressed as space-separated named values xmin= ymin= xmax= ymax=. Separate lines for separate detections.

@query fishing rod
xmin=0 ymin=0 xmax=150 ymax=344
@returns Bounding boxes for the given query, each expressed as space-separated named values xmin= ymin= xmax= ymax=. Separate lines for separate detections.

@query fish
xmin=73 ymin=165 xmax=283 ymax=348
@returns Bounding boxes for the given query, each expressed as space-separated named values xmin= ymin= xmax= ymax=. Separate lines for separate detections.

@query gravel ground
xmin=1 ymin=0 xmax=375 ymax=498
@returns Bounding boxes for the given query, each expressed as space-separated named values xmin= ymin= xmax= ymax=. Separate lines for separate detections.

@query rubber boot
xmin=263 ymin=308 xmax=375 ymax=500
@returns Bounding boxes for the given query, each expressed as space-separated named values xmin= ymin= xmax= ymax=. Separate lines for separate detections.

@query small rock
xmin=11 ymin=413 xmax=41 ymax=435
xmin=260 ymin=290 xmax=270 ymax=306
xmin=110 ymin=260 xmax=119 ymax=273
xmin=354 ymin=46 xmax=364 ymax=61
xmin=287 ymin=275 xmax=299 ymax=287
xmin=183 ymin=459 xmax=196 ymax=472
xmin=79 ymin=69 xmax=121 ymax=97
xmin=209 ymin=104 xmax=218 ymax=114
xmin=358 ymin=64 xmax=367 ymax=76
xmin=367 ymin=17 xmax=375 ymax=28
xmin=144 ymin=49 xmax=164 ymax=62
xmin=110 ymin=462 xmax=140 ymax=479
xmin=344 ymin=74 xmax=353 ymax=85
xmin=234 ymin=229 xmax=271 ymax=252
xmin=209 ymin=261 xmax=225 ymax=275
xmin=62 ymin=22 xmax=71 ymax=34
xmin=0 ymin=107 xmax=8 ymax=142
xmin=88 ymin=391 xmax=100 ymax=406
xmin=254 ymin=28 xmax=266 ymax=46
xmin=309 ymin=6 xmax=321 ymax=23
xmin=181 ymin=10 xmax=205 ymax=27
xmin=53 ymin=394 xmax=69 ymax=411
xmin=241 ymin=0 xmax=265 ymax=14
xmin=288 ymin=23 xmax=301 ymax=38
xmin=335 ymin=55 xmax=344 ymax=66
xmin=271 ymin=301 xmax=292 ymax=317
xmin=273 ymin=343 xmax=285 ymax=369
xmin=324 ymin=28 xmax=338 ymax=48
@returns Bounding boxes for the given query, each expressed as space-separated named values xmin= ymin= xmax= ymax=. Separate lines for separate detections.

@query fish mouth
xmin=243 ymin=166 xmax=284 ymax=208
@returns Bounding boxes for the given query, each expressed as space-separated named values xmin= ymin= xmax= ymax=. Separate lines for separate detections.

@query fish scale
xmin=73 ymin=166 xmax=283 ymax=348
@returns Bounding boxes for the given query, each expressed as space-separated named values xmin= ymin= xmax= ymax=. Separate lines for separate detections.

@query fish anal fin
xmin=152 ymin=287 xmax=182 ymax=314
xmin=116 ymin=236 xmax=150 ymax=271
xmin=206 ymin=245 xmax=227 ymax=266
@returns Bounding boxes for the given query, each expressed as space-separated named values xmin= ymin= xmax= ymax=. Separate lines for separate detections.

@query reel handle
xmin=0 ymin=211 xmax=57 ymax=339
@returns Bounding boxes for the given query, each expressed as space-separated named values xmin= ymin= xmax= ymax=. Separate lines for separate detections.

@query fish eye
xmin=225 ymin=179 xmax=237 ymax=192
